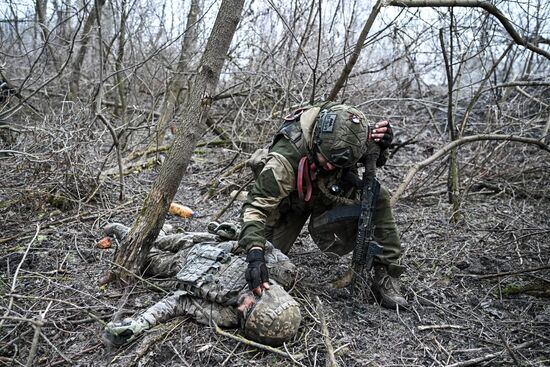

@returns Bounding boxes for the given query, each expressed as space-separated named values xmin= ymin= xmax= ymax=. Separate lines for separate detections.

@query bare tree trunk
xmin=113 ymin=0 xmax=245 ymax=282
xmin=68 ymin=0 xmax=107 ymax=98
xmin=439 ymin=15 xmax=461 ymax=222
xmin=35 ymin=0 xmax=62 ymax=71
xmin=148 ymin=0 xmax=201 ymax=150
xmin=113 ymin=0 xmax=128 ymax=118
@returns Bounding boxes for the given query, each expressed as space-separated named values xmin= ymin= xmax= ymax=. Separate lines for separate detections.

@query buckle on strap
xmin=298 ymin=156 xmax=313 ymax=202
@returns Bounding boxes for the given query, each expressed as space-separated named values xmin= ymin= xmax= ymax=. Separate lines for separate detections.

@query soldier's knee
xmin=378 ymin=186 xmax=391 ymax=203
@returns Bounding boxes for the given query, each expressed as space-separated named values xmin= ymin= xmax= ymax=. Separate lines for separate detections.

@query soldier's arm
xmin=238 ymin=145 xmax=297 ymax=252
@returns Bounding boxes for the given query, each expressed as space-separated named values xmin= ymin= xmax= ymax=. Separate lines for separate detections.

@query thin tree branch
xmin=391 ymin=134 xmax=550 ymax=205
xmin=387 ymin=0 xmax=550 ymax=60
xmin=328 ymin=0 xmax=384 ymax=101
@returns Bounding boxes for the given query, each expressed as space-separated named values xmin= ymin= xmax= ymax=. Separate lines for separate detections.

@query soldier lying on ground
xmin=102 ymin=222 xmax=301 ymax=347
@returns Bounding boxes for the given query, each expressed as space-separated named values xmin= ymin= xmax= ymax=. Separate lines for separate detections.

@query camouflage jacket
xmin=237 ymin=108 xmax=387 ymax=253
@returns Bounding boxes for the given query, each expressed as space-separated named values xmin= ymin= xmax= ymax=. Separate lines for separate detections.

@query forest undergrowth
xmin=1 ymin=95 xmax=549 ymax=366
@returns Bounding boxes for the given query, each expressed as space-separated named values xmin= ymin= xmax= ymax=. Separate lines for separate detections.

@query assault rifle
xmin=349 ymin=143 xmax=383 ymax=300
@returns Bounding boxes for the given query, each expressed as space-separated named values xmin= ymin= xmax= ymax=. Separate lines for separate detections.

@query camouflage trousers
xmin=142 ymin=239 xmax=243 ymax=328
xmin=265 ymin=185 xmax=402 ymax=271
xmin=134 ymin=290 xmax=239 ymax=330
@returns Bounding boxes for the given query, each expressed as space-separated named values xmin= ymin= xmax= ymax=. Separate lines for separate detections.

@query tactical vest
xmin=176 ymin=243 xmax=248 ymax=306
xmin=271 ymin=110 xmax=310 ymax=158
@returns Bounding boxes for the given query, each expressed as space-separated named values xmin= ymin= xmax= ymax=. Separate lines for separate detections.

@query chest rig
xmin=176 ymin=243 xmax=248 ymax=306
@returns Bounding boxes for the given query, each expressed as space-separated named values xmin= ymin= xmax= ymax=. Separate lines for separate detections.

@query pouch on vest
xmin=176 ymin=244 xmax=248 ymax=305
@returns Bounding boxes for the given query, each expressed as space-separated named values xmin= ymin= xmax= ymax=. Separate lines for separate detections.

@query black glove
xmin=245 ymin=249 xmax=269 ymax=291
xmin=377 ymin=123 xmax=393 ymax=150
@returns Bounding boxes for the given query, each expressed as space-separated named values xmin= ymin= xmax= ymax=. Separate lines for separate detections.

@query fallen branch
xmin=207 ymin=160 xmax=247 ymax=199
xmin=0 ymin=211 xmax=98 ymax=245
xmin=26 ymin=300 xmax=54 ymax=367
xmin=390 ymin=134 xmax=550 ymax=205
xmin=417 ymin=324 xmax=468 ymax=331
xmin=211 ymin=177 xmax=253 ymax=222
xmin=100 ymin=156 xmax=160 ymax=179
xmin=131 ymin=319 xmax=187 ymax=366
xmin=0 ymin=224 xmax=40 ymax=331
xmin=315 ymin=296 xmax=339 ymax=367
xmin=457 ymin=264 xmax=550 ymax=280
xmin=105 ymin=260 xmax=169 ymax=294
xmin=446 ymin=341 xmax=533 ymax=367
xmin=39 ymin=329 xmax=73 ymax=366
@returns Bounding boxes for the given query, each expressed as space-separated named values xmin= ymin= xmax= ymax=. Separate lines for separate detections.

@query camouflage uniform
xmin=103 ymin=223 xmax=301 ymax=346
xmin=239 ymin=106 xmax=402 ymax=273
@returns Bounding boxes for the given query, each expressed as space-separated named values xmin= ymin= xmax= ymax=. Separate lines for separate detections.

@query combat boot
xmin=372 ymin=265 xmax=407 ymax=309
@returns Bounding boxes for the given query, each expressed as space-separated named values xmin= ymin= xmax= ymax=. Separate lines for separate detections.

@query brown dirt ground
xmin=1 ymin=106 xmax=549 ymax=366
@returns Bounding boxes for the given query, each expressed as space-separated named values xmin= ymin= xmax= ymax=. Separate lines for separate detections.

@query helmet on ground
xmin=242 ymin=284 xmax=301 ymax=346
xmin=313 ymin=104 xmax=369 ymax=167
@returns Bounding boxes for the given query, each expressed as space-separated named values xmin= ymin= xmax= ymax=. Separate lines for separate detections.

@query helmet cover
xmin=242 ymin=284 xmax=301 ymax=346
xmin=313 ymin=104 xmax=369 ymax=167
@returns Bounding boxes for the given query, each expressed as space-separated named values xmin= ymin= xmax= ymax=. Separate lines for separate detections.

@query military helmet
xmin=313 ymin=104 xmax=369 ymax=167
xmin=242 ymin=284 xmax=301 ymax=346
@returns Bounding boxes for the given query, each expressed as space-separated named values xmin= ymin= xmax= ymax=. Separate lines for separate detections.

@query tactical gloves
xmin=245 ymin=248 xmax=269 ymax=291
xmin=377 ymin=122 xmax=393 ymax=149
xmin=103 ymin=317 xmax=151 ymax=346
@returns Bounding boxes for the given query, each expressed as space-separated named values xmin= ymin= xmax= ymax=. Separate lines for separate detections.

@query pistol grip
xmin=365 ymin=241 xmax=383 ymax=270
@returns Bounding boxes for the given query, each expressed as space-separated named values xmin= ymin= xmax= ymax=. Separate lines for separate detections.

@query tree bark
xmin=113 ymin=0 xmax=245 ymax=282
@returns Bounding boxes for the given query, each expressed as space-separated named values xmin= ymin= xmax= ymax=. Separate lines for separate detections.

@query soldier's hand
xmin=370 ymin=120 xmax=393 ymax=149
xmin=245 ymin=248 xmax=270 ymax=295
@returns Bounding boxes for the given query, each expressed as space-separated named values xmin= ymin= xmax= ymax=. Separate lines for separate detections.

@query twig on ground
xmin=205 ymin=160 xmax=247 ymax=200
xmin=130 ymin=319 xmax=187 ymax=366
xmin=189 ymin=298 xmax=304 ymax=362
xmin=221 ymin=342 xmax=241 ymax=366
xmin=446 ymin=341 xmax=533 ymax=367
xmin=211 ymin=176 xmax=254 ymax=222
xmin=498 ymin=333 xmax=521 ymax=366
xmin=0 ymin=211 xmax=99 ymax=245
xmin=49 ymin=343 xmax=102 ymax=367
xmin=169 ymin=341 xmax=192 ymax=367
xmin=417 ymin=324 xmax=468 ymax=331
xmin=457 ymin=264 xmax=550 ymax=279
xmin=106 ymin=259 xmax=169 ymax=294
xmin=0 ymin=223 xmax=40 ymax=331
xmin=315 ymin=296 xmax=339 ymax=367
xmin=39 ymin=329 xmax=74 ymax=365
xmin=26 ymin=300 xmax=53 ymax=367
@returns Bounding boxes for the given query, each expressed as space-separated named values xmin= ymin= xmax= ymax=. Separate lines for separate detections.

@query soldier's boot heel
xmin=372 ymin=265 xmax=408 ymax=309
